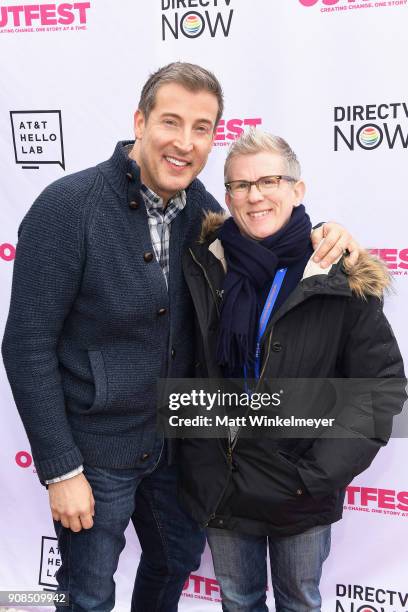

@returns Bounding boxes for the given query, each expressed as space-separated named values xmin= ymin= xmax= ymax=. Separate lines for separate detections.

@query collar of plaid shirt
xmin=140 ymin=183 xmax=187 ymax=216
xmin=126 ymin=150 xmax=187 ymax=216
xmin=127 ymin=153 xmax=187 ymax=285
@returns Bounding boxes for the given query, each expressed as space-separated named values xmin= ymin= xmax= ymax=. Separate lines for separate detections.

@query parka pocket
xmin=273 ymin=450 xmax=305 ymax=496
xmin=222 ymin=449 xmax=308 ymax=527
xmin=276 ymin=450 xmax=300 ymax=469
xmin=88 ymin=350 xmax=108 ymax=412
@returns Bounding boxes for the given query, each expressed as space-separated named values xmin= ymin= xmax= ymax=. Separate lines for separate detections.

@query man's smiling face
xmin=131 ymin=82 xmax=219 ymax=204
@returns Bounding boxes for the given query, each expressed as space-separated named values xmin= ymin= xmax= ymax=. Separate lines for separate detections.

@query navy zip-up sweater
xmin=2 ymin=141 xmax=221 ymax=482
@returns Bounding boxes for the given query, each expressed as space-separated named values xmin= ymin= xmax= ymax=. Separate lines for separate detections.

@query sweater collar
xmin=98 ymin=140 xmax=142 ymax=199
xmin=99 ymin=140 xmax=201 ymax=207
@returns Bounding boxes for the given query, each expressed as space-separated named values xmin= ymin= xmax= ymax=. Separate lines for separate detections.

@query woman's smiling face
xmin=225 ymin=152 xmax=305 ymax=241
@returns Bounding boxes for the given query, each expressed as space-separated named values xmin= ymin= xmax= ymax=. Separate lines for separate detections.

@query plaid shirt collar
xmin=140 ymin=183 xmax=187 ymax=215
xmin=126 ymin=145 xmax=187 ymax=213
xmin=127 ymin=152 xmax=187 ymax=287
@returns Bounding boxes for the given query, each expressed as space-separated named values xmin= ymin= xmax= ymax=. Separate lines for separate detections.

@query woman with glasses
xmin=178 ymin=130 xmax=405 ymax=612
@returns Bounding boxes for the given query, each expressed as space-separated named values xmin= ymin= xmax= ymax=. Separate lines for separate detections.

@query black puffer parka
xmin=178 ymin=213 xmax=406 ymax=538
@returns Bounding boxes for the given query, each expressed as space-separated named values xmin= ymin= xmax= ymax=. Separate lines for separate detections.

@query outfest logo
xmin=369 ymin=249 xmax=408 ymax=276
xmin=344 ymin=485 xmax=408 ymax=517
xmin=182 ymin=573 xmax=221 ymax=602
xmin=213 ymin=117 xmax=262 ymax=147
xmin=298 ymin=0 xmax=407 ymax=13
xmin=15 ymin=450 xmax=37 ymax=475
xmin=161 ymin=0 xmax=234 ymax=41
xmin=0 ymin=2 xmax=91 ymax=34
xmin=15 ymin=451 xmax=33 ymax=468
xmin=0 ymin=243 xmax=15 ymax=261
xmin=333 ymin=102 xmax=408 ymax=151
xmin=336 ymin=583 xmax=408 ymax=612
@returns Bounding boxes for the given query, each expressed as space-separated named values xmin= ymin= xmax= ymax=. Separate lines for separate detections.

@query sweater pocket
xmin=88 ymin=350 xmax=108 ymax=412
xmin=85 ymin=345 xmax=163 ymax=416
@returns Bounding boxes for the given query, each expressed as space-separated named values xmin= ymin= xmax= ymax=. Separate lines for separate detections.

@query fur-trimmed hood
xmin=199 ymin=210 xmax=228 ymax=243
xmin=198 ymin=211 xmax=390 ymax=300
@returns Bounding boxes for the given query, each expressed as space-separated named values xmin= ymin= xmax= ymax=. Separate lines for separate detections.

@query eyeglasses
xmin=225 ymin=175 xmax=296 ymax=198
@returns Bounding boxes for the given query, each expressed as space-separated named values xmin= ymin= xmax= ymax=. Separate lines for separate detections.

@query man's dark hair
xmin=138 ymin=62 xmax=224 ymax=127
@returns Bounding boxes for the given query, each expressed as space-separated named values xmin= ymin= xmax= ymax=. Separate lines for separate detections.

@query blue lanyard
xmin=253 ymin=267 xmax=287 ymax=380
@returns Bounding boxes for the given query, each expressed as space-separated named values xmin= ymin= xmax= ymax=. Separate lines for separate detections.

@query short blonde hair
xmin=224 ymin=130 xmax=301 ymax=181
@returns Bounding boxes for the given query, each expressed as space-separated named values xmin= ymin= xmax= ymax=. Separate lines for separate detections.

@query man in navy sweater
xmin=2 ymin=62 xmax=359 ymax=611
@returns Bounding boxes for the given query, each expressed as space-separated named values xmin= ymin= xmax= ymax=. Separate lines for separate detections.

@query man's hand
xmin=311 ymin=222 xmax=360 ymax=269
xmin=49 ymin=473 xmax=95 ymax=533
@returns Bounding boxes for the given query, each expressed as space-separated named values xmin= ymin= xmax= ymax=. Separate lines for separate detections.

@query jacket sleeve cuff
xmin=35 ymin=446 xmax=84 ymax=484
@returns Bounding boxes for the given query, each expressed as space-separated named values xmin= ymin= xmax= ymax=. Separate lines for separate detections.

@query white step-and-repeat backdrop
xmin=1 ymin=1 xmax=407 ymax=610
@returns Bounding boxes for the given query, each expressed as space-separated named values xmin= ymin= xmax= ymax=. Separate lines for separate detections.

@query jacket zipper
xmin=201 ymin=447 xmax=233 ymax=527
xmin=189 ymin=248 xmax=236 ymax=526
xmin=229 ymin=328 xmax=274 ymax=454
xmin=189 ymin=246 xmax=274 ymax=525
xmin=201 ymin=326 xmax=274 ymax=526
xmin=256 ymin=326 xmax=274 ymax=390
xmin=189 ymin=248 xmax=220 ymax=317
xmin=190 ymin=246 xmax=234 ymax=458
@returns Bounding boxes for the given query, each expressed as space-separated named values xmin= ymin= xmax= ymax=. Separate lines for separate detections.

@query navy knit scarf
xmin=216 ymin=205 xmax=312 ymax=373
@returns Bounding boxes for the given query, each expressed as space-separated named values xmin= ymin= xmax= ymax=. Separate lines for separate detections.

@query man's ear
xmin=134 ymin=110 xmax=145 ymax=140
xmin=293 ymin=180 xmax=306 ymax=206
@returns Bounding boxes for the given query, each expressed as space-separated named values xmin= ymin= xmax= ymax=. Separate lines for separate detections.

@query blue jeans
xmin=207 ymin=524 xmax=331 ymax=612
xmin=54 ymin=443 xmax=205 ymax=612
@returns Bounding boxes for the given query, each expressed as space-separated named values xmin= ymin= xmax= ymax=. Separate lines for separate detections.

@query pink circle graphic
xmin=15 ymin=451 xmax=33 ymax=468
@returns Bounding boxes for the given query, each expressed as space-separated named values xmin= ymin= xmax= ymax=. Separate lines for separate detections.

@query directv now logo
xmin=161 ymin=0 xmax=233 ymax=40
xmin=333 ymin=102 xmax=408 ymax=151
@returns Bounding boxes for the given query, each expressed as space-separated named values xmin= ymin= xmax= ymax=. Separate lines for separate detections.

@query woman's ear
xmin=293 ymin=180 xmax=306 ymax=206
